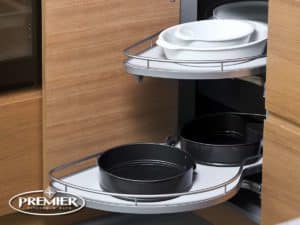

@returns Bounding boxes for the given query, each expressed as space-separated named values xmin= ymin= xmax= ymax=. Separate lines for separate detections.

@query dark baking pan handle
xmin=242 ymin=154 xmax=262 ymax=177
xmin=229 ymin=112 xmax=266 ymax=123
xmin=166 ymin=136 xmax=197 ymax=170
xmin=241 ymin=180 xmax=262 ymax=196
xmin=165 ymin=136 xmax=179 ymax=147
xmin=240 ymin=154 xmax=263 ymax=196
xmin=230 ymin=112 xmax=266 ymax=138
xmin=243 ymin=154 xmax=262 ymax=165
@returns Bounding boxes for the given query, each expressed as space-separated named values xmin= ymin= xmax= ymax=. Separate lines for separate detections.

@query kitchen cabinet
xmin=0 ymin=0 xmax=179 ymax=220
xmin=43 ymin=0 xmax=179 ymax=183
xmin=262 ymin=115 xmax=300 ymax=225
xmin=265 ymin=0 xmax=300 ymax=125
xmin=1 ymin=0 xmax=300 ymax=224
xmin=262 ymin=0 xmax=300 ymax=224
xmin=0 ymin=88 xmax=42 ymax=215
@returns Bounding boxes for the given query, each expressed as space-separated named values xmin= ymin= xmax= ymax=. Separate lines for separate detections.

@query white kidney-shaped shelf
xmin=124 ymin=31 xmax=266 ymax=81
xmin=50 ymin=152 xmax=262 ymax=214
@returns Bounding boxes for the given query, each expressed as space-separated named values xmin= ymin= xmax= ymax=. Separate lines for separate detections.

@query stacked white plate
xmin=156 ymin=19 xmax=268 ymax=61
xmin=213 ymin=1 xmax=268 ymax=23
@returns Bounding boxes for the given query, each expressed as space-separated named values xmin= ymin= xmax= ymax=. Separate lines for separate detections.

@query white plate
xmin=213 ymin=1 xmax=268 ymax=23
xmin=156 ymin=21 xmax=267 ymax=61
xmin=175 ymin=19 xmax=254 ymax=48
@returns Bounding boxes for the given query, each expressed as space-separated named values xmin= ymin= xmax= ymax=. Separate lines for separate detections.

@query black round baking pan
xmin=180 ymin=112 xmax=263 ymax=166
xmin=97 ymin=143 xmax=195 ymax=199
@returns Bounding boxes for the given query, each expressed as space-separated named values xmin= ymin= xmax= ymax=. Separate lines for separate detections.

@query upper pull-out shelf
xmin=124 ymin=32 xmax=266 ymax=81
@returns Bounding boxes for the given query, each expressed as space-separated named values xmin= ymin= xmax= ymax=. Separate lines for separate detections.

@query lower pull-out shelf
xmin=50 ymin=153 xmax=262 ymax=214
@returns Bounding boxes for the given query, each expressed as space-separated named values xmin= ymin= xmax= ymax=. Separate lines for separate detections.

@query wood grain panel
xmin=0 ymin=209 xmax=105 ymax=225
xmin=262 ymin=114 xmax=300 ymax=225
xmin=43 ymin=0 xmax=179 ymax=183
xmin=0 ymin=88 xmax=42 ymax=215
xmin=265 ymin=0 xmax=300 ymax=125
xmin=196 ymin=204 xmax=256 ymax=225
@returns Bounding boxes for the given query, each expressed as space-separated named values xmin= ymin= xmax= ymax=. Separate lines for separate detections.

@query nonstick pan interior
xmin=105 ymin=160 xmax=185 ymax=181
xmin=97 ymin=143 xmax=195 ymax=197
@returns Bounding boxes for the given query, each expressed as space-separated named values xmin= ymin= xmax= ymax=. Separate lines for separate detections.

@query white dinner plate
xmin=213 ymin=1 xmax=268 ymax=23
xmin=156 ymin=21 xmax=267 ymax=61
xmin=174 ymin=19 xmax=254 ymax=48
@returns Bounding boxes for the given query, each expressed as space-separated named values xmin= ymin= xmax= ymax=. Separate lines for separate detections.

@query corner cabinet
xmin=43 ymin=0 xmax=179 ymax=184
xmin=2 ymin=0 xmax=300 ymax=224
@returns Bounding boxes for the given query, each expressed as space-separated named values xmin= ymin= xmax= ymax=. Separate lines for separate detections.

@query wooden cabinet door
xmin=43 ymin=0 xmax=179 ymax=183
xmin=0 ymin=89 xmax=42 ymax=215
xmin=265 ymin=0 xmax=300 ymax=124
xmin=263 ymin=0 xmax=300 ymax=223
xmin=262 ymin=115 xmax=300 ymax=225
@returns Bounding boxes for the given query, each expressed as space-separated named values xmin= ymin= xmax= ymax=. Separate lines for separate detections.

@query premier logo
xmin=18 ymin=196 xmax=79 ymax=207
xmin=9 ymin=187 xmax=85 ymax=216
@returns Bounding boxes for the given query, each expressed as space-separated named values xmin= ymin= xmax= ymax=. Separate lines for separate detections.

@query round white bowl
xmin=156 ymin=21 xmax=267 ymax=61
xmin=175 ymin=19 xmax=254 ymax=48
xmin=213 ymin=1 xmax=268 ymax=23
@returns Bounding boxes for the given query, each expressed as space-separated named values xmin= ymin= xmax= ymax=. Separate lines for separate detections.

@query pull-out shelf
xmin=50 ymin=152 xmax=262 ymax=214
xmin=124 ymin=32 xmax=266 ymax=81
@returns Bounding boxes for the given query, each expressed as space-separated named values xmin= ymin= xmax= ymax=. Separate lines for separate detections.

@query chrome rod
xmin=49 ymin=151 xmax=261 ymax=200
xmin=124 ymin=32 xmax=266 ymax=65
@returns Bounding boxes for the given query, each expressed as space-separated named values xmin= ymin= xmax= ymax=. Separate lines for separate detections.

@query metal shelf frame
xmin=49 ymin=151 xmax=262 ymax=214
xmin=124 ymin=32 xmax=266 ymax=81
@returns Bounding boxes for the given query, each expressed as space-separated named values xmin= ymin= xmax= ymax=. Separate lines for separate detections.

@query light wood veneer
xmin=265 ymin=0 xmax=300 ymax=125
xmin=0 ymin=88 xmax=42 ymax=215
xmin=43 ymin=0 xmax=179 ymax=183
xmin=262 ymin=114 xmax=300 ymax=225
